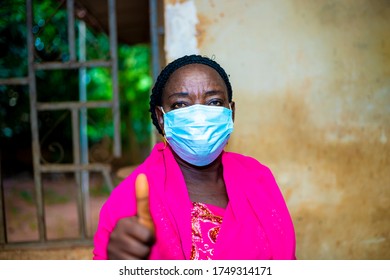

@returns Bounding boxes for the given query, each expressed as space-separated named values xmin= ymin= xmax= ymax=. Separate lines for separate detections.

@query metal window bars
xmin=0 ymin=0 xmax=121 ymax=247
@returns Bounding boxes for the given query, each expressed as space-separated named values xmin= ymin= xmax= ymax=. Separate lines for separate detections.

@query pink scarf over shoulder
xmin=93 ymin=143 xmax=296 ymax=259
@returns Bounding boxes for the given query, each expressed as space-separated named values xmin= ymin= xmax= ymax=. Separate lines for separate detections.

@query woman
xmin=93 ymin=54 xmax=296 ymax=260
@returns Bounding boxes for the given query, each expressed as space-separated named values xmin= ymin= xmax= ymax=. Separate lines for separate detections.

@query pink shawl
xmin=93 ymin=143 xmax=296 ymax=259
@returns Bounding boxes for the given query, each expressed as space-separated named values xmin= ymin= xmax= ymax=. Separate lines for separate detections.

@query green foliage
xmin=119 ymin=45 xmax=153 ymax=143
xmin=0 ymin=0 xmax=152 ymax=172
xmin=32 ymin=0 xmax=68 ymax=62
xmin=0 ymin=0 xmax=27 ymax=78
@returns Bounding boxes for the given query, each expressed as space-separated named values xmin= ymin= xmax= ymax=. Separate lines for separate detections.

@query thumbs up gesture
xmin=135 ymin=173 xmax=155 ymax=233
xmin=107 ymin=173 xmax=155 ymax=260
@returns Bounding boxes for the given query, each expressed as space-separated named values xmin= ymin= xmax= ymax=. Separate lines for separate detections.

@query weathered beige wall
xmin=163 ymin=0 xmax=390 ymax=259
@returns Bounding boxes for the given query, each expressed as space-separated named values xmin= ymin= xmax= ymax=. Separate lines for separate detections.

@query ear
xmin=230 ymin=101 xmax=235 ymax=122
xmin=155 ymin=106 xmax=165 ymax=134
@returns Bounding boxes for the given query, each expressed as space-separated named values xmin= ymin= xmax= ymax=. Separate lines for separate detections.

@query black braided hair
xmin=150 ymin=54 xmax=233 ymax=135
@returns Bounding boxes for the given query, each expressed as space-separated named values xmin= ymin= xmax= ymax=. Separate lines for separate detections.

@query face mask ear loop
xmin=227 ymin=103 xmax=233 ymax=147
xmin=159 ymin=106 xmax=168 ymax=149
xmin=162 ymin=135 xmax=168 ymax=149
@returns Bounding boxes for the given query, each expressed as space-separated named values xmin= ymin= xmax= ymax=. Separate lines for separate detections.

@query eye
xmin=171 ymin=102 xmax=188 ymax=109
xmin=208 ymin=99 xmax=223 ymax=106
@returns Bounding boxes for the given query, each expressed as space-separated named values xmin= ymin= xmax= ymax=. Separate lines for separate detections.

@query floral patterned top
xmin=190 ymin=202 xmax=225 ymax=260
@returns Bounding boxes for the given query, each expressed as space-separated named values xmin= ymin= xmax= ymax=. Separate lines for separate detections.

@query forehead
xmin=164 ymin=63 xmax=226 ymax=90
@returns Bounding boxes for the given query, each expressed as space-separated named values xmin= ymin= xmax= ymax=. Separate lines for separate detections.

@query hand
xmin=107 ymin=173 xmax=155 ymax=259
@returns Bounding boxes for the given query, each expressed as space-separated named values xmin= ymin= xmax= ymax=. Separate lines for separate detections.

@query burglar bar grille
xmin=0 ymin=0 xmax=121 ymax=247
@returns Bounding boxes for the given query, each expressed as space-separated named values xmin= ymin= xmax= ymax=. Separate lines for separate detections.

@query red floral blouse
xmin=190 ymin=202 xmax=225 ymax=260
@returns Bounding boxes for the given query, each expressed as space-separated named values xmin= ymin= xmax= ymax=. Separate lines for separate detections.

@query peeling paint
xmin=164 ymin=0 xmax=199 ymax=63
xmin=163 ymin=0 xmax=390 ymax=259
xmin=196 ymin=13 xmax=212 ymax=49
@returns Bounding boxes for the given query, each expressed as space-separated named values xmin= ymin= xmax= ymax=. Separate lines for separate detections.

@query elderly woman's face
xmin=156 ymin=63 xmax=234 ymax=133
xmin=162 ymin=64 xmax=230 ymax=110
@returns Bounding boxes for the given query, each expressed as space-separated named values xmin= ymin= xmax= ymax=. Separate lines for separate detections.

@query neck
xmin=172 ymin=149 xmax=224 ymax=187
xmin=169 ymin=146 xmax=228 ymax=207
xmin=172 ymin=151 xmax=224 ymax=190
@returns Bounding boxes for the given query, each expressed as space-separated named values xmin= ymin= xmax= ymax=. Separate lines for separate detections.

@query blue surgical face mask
xmin=161 ymin=104 xmax=234 ymax=166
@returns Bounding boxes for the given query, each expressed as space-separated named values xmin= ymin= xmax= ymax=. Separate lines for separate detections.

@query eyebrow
xmin=167 ymin=92 xmax=189 ymax=100
xmin=204 ymin=90 xmax=225 ymax=96
xmin=167 ymin=90 xmax=225 ymax=99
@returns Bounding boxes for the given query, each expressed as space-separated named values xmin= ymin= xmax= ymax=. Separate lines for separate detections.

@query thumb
xmin=135 ymin=173 xmax=155 ymax=233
